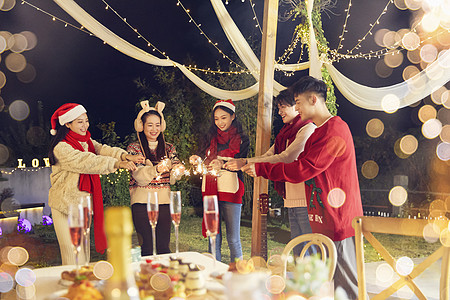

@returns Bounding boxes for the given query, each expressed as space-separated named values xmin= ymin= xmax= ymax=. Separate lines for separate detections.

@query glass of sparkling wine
xmin=80 ymin=196 xmax=92 ymax=266
xmin=147 ymin=192 xmax=159 ymax=258
xmin=169 ymin=191 xmax=182 ymax=254
xmin=68 ymin=203 xmax=84 ymax=275
xmin=203 ymin=195 xmax=219 ymax=264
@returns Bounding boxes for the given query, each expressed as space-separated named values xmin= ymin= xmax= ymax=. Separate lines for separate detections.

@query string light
xmin=20 ymin=0 xmax=94 ymax=36
xmin=175 ymin=0 xmax=244 ymax=69
xmin=248 ymin=0 xmax=262 ymax=34
xmin=0 ymin=166 xmax=50 ymax=175
xmin=347 ymin=0 xmax=394 ymax=54
xmin=336 ymin=0 xmax=352 ymax=51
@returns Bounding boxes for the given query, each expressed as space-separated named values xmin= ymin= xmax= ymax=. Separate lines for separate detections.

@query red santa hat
xmin=50 ymin=103 xmax=87 ymax=135
xmin=213 ymin=99 xmax=235 ymax=113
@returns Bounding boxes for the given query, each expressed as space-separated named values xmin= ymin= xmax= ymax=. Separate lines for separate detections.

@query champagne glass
xmin=169 ymin=191 xmax=182 ymax=255
xmin=80 ymin=196 xmax=92 ymax=266
xmin=147 ymin=192 xmax=159 ymax=258
xmin=68 ymin=203 xmax=84 ymax=275
xmin=203 ymin=195 xmax=219 ymax=264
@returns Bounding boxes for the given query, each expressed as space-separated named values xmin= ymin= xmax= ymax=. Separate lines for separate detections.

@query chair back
xmin=281 ymin=233 xmax=337 ymax=282
xmin=353 ymin=216 xmax=450 ymax=300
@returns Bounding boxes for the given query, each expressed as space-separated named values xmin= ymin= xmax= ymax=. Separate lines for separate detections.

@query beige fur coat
xmin=48 ymin=139 xmax=126 ymax=215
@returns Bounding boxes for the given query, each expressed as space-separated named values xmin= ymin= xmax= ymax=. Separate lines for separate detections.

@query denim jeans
xmin=208 ymin=201 xmax=243 ymax=262
xmin=287 ymin=206 xmax=316 ymax=256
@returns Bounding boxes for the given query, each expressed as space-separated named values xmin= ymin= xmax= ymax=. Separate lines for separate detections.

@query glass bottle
xmin=104 ymin=207 xmax=140 ymax=300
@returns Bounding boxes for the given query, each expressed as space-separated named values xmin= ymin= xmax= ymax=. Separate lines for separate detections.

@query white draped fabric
xmin=325 ymin=50 xmax=450 ymax=110
xmin=53 ymin=0 xmax=260 ymax=100
xmin=52 ymin=0 xmax=450 ymax=110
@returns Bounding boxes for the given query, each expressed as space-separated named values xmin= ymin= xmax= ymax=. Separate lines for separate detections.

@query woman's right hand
xmin=156 ymin=160 xmax=171 ymax=173
xmin=119 ymin=161 xmax=137 ymax=171
xmin=189 ymin=155 xmax=201 ymax=165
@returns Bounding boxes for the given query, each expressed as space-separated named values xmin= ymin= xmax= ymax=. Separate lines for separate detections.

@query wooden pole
xmin=251 ymin=0 xmax=279 ymax=257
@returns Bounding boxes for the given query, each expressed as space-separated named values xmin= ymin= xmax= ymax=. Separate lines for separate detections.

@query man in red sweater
xmin=243 ymin=76 xmax=363 ymax=299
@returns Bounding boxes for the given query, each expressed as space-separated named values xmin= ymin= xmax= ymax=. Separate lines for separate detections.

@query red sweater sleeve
xmin=255 ymin=122 xmax=347 ymax=183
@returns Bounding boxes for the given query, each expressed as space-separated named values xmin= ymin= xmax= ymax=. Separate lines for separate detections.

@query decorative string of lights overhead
xmin=336 ymin=0 xmax=352 ymax=52
xmin=20 ymin=0 xmax=93 ymax=36
xmin=174 ymin=0 xmax=244 ymax=70
xmin=248 ymin=0 xmax=263 ymax=34
xmin=20 ymin=0 xmax=251 ymax=75
xmin=0 ymin=166 xmax=50 ymax=175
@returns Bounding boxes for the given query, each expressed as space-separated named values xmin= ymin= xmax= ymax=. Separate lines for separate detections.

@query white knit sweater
xmin=48 ymin=139 xmax=126 ymax=215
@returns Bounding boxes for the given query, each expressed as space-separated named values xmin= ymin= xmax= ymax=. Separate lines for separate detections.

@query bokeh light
xmin=0 ymin=96 xmax=4 ymax=111
xmin=42 ymin=215 xmax=53 ymax=225
xmin=420 ymin=44 xmax=438 ymax=63
xmin=0 ymin=246 xmax=13 ymax=263
xmin=389 ymin=186 xmax=408 ymax=206
xmin=15 ymin=284 xmax=36 ymax=299
xmin=407 ymin=49 xmax=422 ymax=64
xmin=438 ymin=108 xmax=450 ymax=125
xmin=0 ymin=272 xmax=14 ymax=293
xmin=374 ymin=29 xmax=390 ymax=47
xmin=15 ymin=268 xmax=36 ymax=287
xmin=9 ymin=100 xmax=30 ymax=121
xmin=93 ymin=260 xmax=114 ymax=280
xmin=395 ymin=256 xmax=414 ymax=276
xmin=26 ymin=126 xmax=46 ymax=146
xmin=422 ymin=118 xmax=442 ymax=139
xmin=440 ymin=125 xmax=450 ymax=143
xmin=402 ymin=65 xmax=420 ymax=81
xmin=382 ymin=94 xmax=400 ymax=114
xmin=429 ymin=199 xmax=447 ymax=219
xmin=418 ymin=104 xmax=437 ymax=123
xmin=440 ymin=228 xmax=450 ymax=247
xmin=404 ymin=0 xmax=422 ymax=10
xmin=0 ymin=143 xmax=9 ymax=165
xmin=383 ymin=31 xmax=401 ymax=49
xmin=421 ymin=12 xmax=441 ymax=32
xmin=9 ymin=33 xmax=27 ymax=53
xmin=375 ymin=263 xmax=394 ymax=283
xmin=394 ymin=138 xmax=410 ymax=158
xmin=17 ymin=64 xmax=37 ymax=84
xmin=236 ymin=258 xmax=255 ymax=274
xmin=361 ymin=160 xmax=379 ymax=179
xmin=399 ymin=135 xmax=418 ymax=155
xmin=366 ymin=118 xmax=384 ymax=138
xmin=0 ymin=0 xmax=15 ymax=11
xmin=1 ymin=197 xmax=20 ymax=217
xmin=384 ymin=51 xmax=404 ymax=68
xmin=394 ymin=0 xmax=408 ymax=10
xmin=423 ymin=223 xmax=440 ymax=243
xmin=402 ymin=32 xmax=420 ymax=50
xmin=267 ymin=254 xmax=283 ymax=275
xmin=375 ymin=60 xmax=393 ymax=78
xmin=150 ymin=272 xmax=171 ymax=292
xmin=0 ymin=35 xmax=6 ymax=53
xmin=5 ymin=52 xmax=27 ymax=73
xmin=20 ymin=31 xmax=37 ymax=51
xmin=0 ymin=31 xmax=12 ymax=51
xmin=431 ymin=86 xmax=447 ymax=105
xmin=327 ymin=188 xmax=346 ymax=208
xmin=249 ymin=256 xmax=267 ymax=271
xmin=436 ymin=142 xmax=450 ymax=161
xmin=443 ymin=90 xmax=450 ymax=108
xmin=437 ymin=32 xmax=450 ymax=46
xmin=0 ymin=71 xmax=6 ymax=89
xmin=7 ymin=247 xmax=29 ymax=266
xmin=265 ymin=275 xmax=285 ymax=295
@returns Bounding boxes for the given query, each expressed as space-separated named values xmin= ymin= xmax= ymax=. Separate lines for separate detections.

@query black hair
xmin=290 ymin=76 xmax=327 ymax=100
xmin=48 ymin=126 xmax=70 ymax=165
xmin=138 ymin=110 xmax=167 ymax=164
xmin=274 ymin=89 xmax=295 ymax=107
xmin=206 ymin=105 xmax=245 ymax=144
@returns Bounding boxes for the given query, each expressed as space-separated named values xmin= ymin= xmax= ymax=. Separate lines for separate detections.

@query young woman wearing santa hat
xmin=127 ymin=101 xmax=185 ymax=256
xmin=190 ymin=99 xmax=249 ymax=262
xmin=48 ymin=103 xmax=144 ymax=265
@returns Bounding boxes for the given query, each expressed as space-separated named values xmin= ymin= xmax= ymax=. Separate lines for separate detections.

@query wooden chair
xmin=353 ymin=216 xmax=450 ymax=300
xmin=281 ymin=233 xmax=337 ymax=282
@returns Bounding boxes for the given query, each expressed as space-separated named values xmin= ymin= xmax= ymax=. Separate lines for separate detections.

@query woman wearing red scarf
xmin=48 ymin=103 xmax=144 ymax=265
xmin=190 ymin=99 xmax=249 ymax=262
xmin=225 ymin=90 xmax=316 ymax=256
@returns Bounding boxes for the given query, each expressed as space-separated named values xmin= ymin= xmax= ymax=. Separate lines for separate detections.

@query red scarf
xmin=273 ymin=115 xmax=311 ymax=198
xmin=202 ymin=125 xmax=241 ymax=237
xmin=63 ymin=130 xmax=107 ymax=254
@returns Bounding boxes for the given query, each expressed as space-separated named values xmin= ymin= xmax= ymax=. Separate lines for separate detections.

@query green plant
xmin=33 ymin=223 xmax=58 ymax=243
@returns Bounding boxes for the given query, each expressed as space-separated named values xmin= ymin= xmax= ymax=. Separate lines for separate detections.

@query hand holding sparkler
xmin=208 ymin=159 xmax=224 ymax=173
xmin=171 ymin=164 xmax=186 ymax=180
xmin=156 ymin=158 xmax=171 ymax=174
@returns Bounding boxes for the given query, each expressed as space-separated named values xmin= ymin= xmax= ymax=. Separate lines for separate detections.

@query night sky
xmin=1 ymin=0 xmax=419 ymax=139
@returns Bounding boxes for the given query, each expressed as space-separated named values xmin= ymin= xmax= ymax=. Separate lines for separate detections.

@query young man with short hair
xmin=243 ymin=76 xmax=363 ymax=298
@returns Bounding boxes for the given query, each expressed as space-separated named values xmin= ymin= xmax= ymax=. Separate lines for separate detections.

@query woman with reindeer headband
xmin=127 ymin=101 xmax=185 ymax=256
xmin=190 ymin=99 xmax=249 ymax=262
